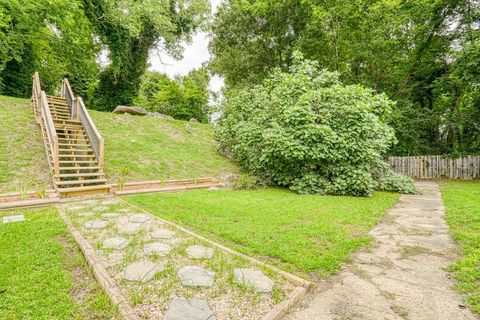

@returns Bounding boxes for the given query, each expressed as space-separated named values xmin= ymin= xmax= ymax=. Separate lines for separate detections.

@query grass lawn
xmin=0 ymin=95 xmax=50 ymax=194
xmin=126 ymin=187 xmax=399 ymax=278
xmin=0 ymin=207 xmax=118 ymax=319
xmin=441 ymin=180 xmax=480 ymax=314
xmin=91 ymin=110 xmax=238 ymax=183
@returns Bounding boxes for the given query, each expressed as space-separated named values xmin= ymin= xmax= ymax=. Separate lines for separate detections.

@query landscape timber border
xmin=121 ymin=198 xmax=313 ymax=320
xmin=0 ymin=177 xmax=220 ymax=210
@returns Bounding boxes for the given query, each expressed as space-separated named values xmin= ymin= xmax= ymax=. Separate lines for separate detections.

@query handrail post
xmin=75 ymin=98 xmax=80 ymax=120
xmin=99 ymin=137 xmax=105 ymax=173
xmin=53 ymin=139 xmax=60 ymax=177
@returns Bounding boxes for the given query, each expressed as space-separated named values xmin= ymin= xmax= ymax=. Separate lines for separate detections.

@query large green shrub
xmin=217 ymin=53 xmax=415 ymax=196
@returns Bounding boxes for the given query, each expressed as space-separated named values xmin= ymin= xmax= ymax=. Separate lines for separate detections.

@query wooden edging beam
xmin=120 ymin=198 xmax=312 ymax=320
xmin=59 ymin=211 xmax=140 ymax=320
xmin=0 ymin=198 xmax=60 ymax=211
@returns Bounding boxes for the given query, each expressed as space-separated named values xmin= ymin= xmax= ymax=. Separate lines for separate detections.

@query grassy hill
xmin=0 ymin=95 xmax=238 ymax=193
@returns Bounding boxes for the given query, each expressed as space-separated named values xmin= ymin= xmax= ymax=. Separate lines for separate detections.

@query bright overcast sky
xmin=147 ymin=0 xmax=224 ymax=92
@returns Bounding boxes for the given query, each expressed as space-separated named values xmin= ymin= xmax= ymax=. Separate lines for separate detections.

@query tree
xmin=217 ymin=53 xmax=416 ymax=196
xmin=210 ymin=0 xmax=480 ymax=155
xmin=135 ymin=69 xmax=210 ymax=122
xmin=82 ymin=0 xmax=210 ymax=111
xmin=0 ymin=0 xmax=98 ymax=97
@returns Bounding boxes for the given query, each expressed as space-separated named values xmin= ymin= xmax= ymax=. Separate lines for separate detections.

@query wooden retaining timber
xmin=59 ymin=211 xmax=140 ymax=320
xmin=112 ymin=178 xmax=221 ymax=196
xmin=388 ymin=155 xmax=480 ymax=180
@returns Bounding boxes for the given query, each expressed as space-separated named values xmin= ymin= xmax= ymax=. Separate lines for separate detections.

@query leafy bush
xmin=233 ymin=174 xmax=264 ymax=190
xmin=376 ymin=171 xmax=417 ymax=194
xmin=217 ymin=53 xmax=415 ymax=196
xmin=135 ymin=70 xmax=209 ymax=122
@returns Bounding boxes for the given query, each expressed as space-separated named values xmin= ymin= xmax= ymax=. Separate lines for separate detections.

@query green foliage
xmin=217 ymin=54 xmax=414 ymax=196
xmin=376 ymin=171 xmax=418 ymax=194
xmin=135 ymin=70 xmax=209 ymax=122
xmin=233 ymin=174 xmax=263 ymax=190
xmin=82 ymin=0 xmax=210 ymax=110
xmin=210 ymin=0 xmax=480 ymax=155
xmin=0 ymin=0 xmax=99 ymax=97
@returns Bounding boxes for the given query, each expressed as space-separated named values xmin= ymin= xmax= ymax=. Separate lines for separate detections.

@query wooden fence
xmin=388 ymin=155 xmax=480 ymax=180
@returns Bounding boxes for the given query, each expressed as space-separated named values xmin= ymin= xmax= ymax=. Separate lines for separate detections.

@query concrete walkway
xmin=286 ymin=181 xmax=478 ymax=320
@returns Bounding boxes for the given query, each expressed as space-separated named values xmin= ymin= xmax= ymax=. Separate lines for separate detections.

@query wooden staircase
xmin=32 ymin=72 xmax=111 ymax=196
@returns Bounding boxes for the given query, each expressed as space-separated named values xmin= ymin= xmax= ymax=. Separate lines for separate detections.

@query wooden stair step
xmin=59 ymin=166 xmax=100 ymax=171
xmin=59 ymin=160 xmax=97 ymax=164
xmin=55 ymin=172 xmax=104 ymax=178
xmin=59 ymin=155 xmax=95 ymax=159
xmin=57 ymin=184 xmax=111 ymax=195
xmin=53 ymin=119 xmax=80 ymax=124
xmin=56 ymin=178 xmax=107 ymax=186
xmin=59 ymin=148 xmax=93 ymax=152
xmin=59 ymin=143 xmax=91 ymax=147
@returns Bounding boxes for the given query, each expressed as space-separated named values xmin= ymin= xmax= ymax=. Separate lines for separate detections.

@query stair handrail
xmin=32 ymin=72 xmax=60 ymax=177
xmin=61 ymin=78 xmax=105 ymax=172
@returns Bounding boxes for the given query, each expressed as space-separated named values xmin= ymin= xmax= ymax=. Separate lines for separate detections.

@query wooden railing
xmin=388 ymin=155 xmax=480 ymax=180
xmin=61 ymin=79 xmax=105 ymax=172
xmin=32 ymin=72 xmax=60 ymax=178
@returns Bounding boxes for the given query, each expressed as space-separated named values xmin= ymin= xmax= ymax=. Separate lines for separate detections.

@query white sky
xmin=147 ymin=0 xmax=224 ymax=92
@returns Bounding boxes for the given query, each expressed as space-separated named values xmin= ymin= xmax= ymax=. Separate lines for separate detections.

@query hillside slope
xmin=0 ymin=95 xmax=238 ymax=193
xmin=0 ymin=95 xmax=50 ymax=193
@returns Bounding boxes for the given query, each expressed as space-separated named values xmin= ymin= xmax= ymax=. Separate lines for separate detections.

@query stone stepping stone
xmin=164 ymin=298 xmax=215 ymax=320
xmin=77 ymin=212 xmax=94 ymax=217
xmin=103 ymin=237 xmax=131 ymax=250
xmin=118 ymin=208 xmax=132 ymax=213
xmin=129 ymin=214 xmax=151 ymax=223
xmin=3 ymin=215 xmax=25 ymax=224
xmin=144 ymin=242 xmax=172 ymax=257
xmin=117 ymin=224 xmax=141 ymax=235
xmin=150 ymin=228 xmax=175 ymax=239
xmin=93 ymin=205 xmax=108 ymax=212
xmin=233 ymin=268 xmax=274 ymax=293
xmin=80 ymin=199 xmax=99 ymax=205
xmin=101 ymin=213 xmax=122 ymax=218
xmin=102 ymin=199 xmax=119 ymax=205
xmin=84 ymin=219 xmax=108 ymax=229
xmin=178 ymin=266 xmax=215 ymax=287
xmin=123 ymin=261 xmax=163 ymax=283
xmin=186 ymin=245 xmax=214 ymax=259
xmin=67 ymin=205 xmax=87 ymax=211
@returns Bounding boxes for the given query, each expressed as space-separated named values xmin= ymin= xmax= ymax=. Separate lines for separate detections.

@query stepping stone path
xmin=77 ymin=212 xmax=94 ymax=217
xmin=3 ymin=215 xmax=25 ymax=224
xmin=164 ymin=298 xmax=215 ymax=320
xmin=84 ymin=219 xmax=108 ymax=229
xmin=233 ymin=268 xmax=274 ymax=293
xmin=144 ymin=242 xmax=172 ymax=256
xmin=93 ymin=205 xmax=108 ymax=212
xmin=186 ymin=245 xmax=214 ymax=259
xmin=101 ymin=213 xmax=122 ymax=218
xmin=80 ymin=200 xmax=99 ymax=205
xmin=117 ymin=224 xmax=141 ymax=235
xmin=123 ymin=261 xmax=163 ymax=283
xmin=118 ymin=208 xmax=132 ymax=213
xmin=150 ymin=228 xmax=175 ymax=239
xmin=129 ymin=214 xmax=151 ymax=223
xmin=178 ymin=266 xmax=215 ymax=287
xmin=103 ymin=237 xmax=131 ymax=250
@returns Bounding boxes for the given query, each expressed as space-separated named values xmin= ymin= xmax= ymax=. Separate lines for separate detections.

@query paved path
xmin=286 ymin=181 xmax=478 ymax=320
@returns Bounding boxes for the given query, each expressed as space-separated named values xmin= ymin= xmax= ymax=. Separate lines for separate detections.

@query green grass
xmin=0 ymin=207 xmax=118 ymax=319
xmin=440 ymin=180 xmax=480 ymax=314
xmin=0 ymin=95 xmax=50 ymax=193
xmin=91 ymin=110 xmax=238 ymax=183
xmin=0 ymin=95 xmax=238 ymax=193
xmin=126 ymin=188 xmax=399 ymax=278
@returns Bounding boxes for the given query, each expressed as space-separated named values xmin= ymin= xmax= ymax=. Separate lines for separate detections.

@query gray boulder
xmin=189 ymin=118 xmax=199 ymax=123
xmin=113 ymin=105 xmax=148 ymax=116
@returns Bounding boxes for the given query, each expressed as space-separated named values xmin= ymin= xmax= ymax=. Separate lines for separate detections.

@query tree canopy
xmin=210 ymin=0 xmax=480 ymax=155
